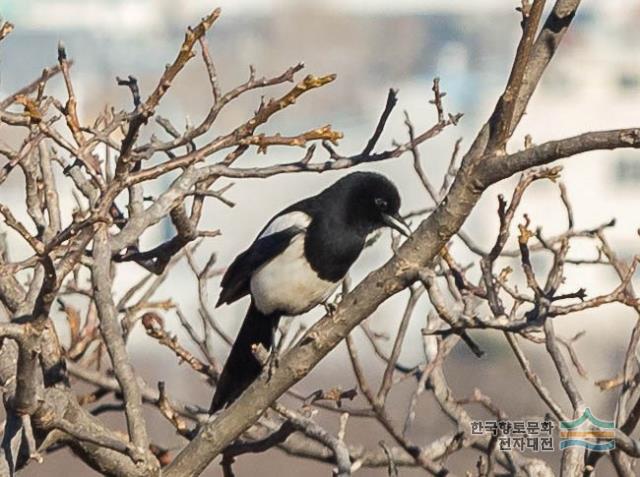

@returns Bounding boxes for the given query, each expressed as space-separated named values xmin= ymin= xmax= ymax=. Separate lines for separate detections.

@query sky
xmin=3 ymin=0 xmax=632 ymax=26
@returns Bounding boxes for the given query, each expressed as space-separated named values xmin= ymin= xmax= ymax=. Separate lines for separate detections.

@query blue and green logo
xmin=559 ymin=408 xmax=615 ymax=452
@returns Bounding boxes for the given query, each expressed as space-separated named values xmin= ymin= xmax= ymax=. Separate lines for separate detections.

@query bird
xmin=210 ymin=171 xmax=411 ymax=412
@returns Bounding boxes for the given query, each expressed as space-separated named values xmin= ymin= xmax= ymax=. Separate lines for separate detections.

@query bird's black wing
xmin=216 ymin=226 xmax=303 ymax=307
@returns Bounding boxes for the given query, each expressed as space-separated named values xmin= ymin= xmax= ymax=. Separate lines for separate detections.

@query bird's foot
xmin=324 ymin=302 xmax=338 ymax=317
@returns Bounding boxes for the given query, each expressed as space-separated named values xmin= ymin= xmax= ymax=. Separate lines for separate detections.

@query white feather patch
xmin=251 ymin=235 xmax=338 ymax=316
xmin=259 ymin=211 xmax=311 ymax=239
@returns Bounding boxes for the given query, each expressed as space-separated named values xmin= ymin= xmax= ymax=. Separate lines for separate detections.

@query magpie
xmin=210 ymin=171 xmax=411 ymax=412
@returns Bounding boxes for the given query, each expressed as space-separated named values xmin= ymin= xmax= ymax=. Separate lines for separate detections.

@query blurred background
xmin=1 ymin=0 xmax=640 ymax=475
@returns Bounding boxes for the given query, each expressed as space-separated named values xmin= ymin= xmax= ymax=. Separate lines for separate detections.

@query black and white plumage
xmin=210 ymin=172 xmax=411 ymax=412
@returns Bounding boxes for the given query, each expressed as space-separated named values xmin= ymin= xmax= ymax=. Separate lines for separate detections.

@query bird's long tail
xmin=210 ymin=302 xmax=281 ymax=413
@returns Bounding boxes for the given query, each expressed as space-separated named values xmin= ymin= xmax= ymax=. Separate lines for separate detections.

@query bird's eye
xmin=374 ymin=198 xmax=388 ymax=211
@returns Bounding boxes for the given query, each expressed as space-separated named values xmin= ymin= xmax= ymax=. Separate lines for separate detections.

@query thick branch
xmin=91 ymin=227 xmax=154 ymax=463
xmin=483 ymin=128 xmax=640 ymax=184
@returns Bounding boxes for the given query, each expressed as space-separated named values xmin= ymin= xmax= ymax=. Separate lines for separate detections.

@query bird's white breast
xmin=251 ymin=212 xmax=338 ymax=315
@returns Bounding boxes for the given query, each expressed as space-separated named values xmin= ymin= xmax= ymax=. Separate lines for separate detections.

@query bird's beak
xmin=382 ymin=213 xmax=411 ymax=237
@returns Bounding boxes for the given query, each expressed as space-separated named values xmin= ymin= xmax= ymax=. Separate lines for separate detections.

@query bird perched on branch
xmin=210 ymin=171 xmax=411 ymax=412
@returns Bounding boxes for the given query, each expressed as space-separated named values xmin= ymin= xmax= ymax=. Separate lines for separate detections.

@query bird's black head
xmin=329 ymin=172 xmax=411 ymax=237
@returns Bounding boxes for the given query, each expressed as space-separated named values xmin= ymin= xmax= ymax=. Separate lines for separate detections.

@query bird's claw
xmin=324 ymin=302 xmax=337 ymax=316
